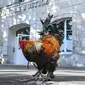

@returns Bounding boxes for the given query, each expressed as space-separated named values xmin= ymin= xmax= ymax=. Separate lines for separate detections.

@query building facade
xmin=0 ymin=0 xmax=85 ymax=67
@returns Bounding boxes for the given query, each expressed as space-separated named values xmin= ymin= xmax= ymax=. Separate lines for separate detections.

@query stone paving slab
xmin=47 ymin=81 xmax=85 ymax=85
xmin=0 ymin=66 xmax=85 ymax=85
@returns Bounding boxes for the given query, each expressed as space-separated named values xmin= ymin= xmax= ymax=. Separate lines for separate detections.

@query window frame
xmin=60 ymin=19 xmax=72 ymax=55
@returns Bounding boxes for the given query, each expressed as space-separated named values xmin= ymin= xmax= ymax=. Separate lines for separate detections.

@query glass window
xmin=16 ymin=27 xmax=30 ymax=40
xmin=60 ymin=19 xmax=72 ymax=54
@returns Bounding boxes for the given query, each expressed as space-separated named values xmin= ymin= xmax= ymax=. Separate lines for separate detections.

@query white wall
xmin=7 ymin=30 xmax=15 ymax=64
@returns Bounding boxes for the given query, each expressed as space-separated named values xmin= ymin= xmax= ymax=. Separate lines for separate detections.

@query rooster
xmin=19 ymin=14 xmax=64 ymax=79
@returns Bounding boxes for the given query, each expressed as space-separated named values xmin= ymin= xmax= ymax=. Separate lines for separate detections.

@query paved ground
xmin=0 ymin=65 xmax=85 ymax=85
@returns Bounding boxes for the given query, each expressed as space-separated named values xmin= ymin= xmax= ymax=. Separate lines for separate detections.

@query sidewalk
xmin=0 ymin=64 xmax=85 ymax=77
xmin=0 ymin=64 xmax=85 ymax=85
xmin=0 ymin=64 xmax=85 ymax=71
xmin=0 ymin=64 xmax=85 ymax=70
xmin=47 ymin=81 xmax=85 ymax=85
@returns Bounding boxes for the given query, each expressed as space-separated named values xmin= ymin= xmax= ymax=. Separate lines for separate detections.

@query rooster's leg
xmin=27 ymin=62 xmax=29 ymax=69
xmin=46 ymin=57 xmax=59 ymax=80
xmin=33 ymin=69 xmax=43 ymax=78
xmin=33 ymin=70 xmax=40 ymax=77
xmin=47 ymin=72 xmax=55 ymax=80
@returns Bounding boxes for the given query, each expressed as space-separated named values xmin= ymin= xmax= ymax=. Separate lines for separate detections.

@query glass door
xmin=14 ymin=34 xmax=30 ymax=65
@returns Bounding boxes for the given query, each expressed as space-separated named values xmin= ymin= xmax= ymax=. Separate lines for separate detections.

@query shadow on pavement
xmin=53 ymin=76 xmax=85 ymax=82
xmin=0 ymin=75 xmax=85 ymax=85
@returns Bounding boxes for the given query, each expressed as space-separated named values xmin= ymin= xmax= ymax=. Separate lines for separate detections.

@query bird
xmin=19 ymin=14 xmax=64 ymax=79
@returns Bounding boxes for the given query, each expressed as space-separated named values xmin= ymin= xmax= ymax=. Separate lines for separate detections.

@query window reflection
xmin=67 ymin=20 xmax=72 ymax=40
xmin=60 ymin=19 xmax=72 ymax=54
xmin=16 ymin=27 xmax=30 ymax=40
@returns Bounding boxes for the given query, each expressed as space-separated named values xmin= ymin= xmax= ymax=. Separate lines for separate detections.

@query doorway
xmin=7 ymin=23 xmax=30 ymax=64
xmin=14 ymin=34 xmax=30 ymax=65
